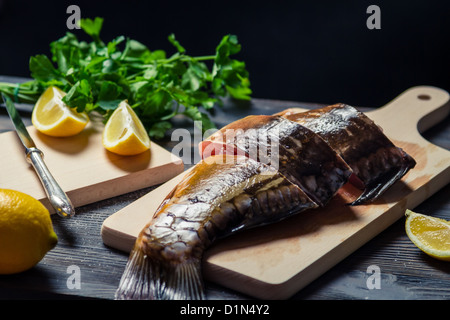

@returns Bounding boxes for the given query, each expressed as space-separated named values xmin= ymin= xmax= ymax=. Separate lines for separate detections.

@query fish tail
xmin=349 ymin=162 xmax=413 ymax=206
xmin=350 ymin=149 xmax=416 ymax=206
xmin=115 ymin=244 xmax=205 ymax=300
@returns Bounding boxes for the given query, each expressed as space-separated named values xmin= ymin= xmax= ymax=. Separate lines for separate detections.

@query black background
xmin=0 ymin=0 xmax=449 ymax=108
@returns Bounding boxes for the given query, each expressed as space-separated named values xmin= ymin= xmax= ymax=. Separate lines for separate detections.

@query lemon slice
xmin=32 ymin=86 xmax=89 ymax=137
xmin=405 ymin=209 xmax=450 ymax=261
xmin=102 ymin=100 xmax=151 ymax=156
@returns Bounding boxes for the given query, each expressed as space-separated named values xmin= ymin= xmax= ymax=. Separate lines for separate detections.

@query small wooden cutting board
xmin=0 ymin=119 xmax=184 ymax=214
xmin=101 ymin=86 xmax=450 ymax=299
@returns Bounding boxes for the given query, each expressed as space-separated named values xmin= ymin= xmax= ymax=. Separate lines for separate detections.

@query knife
xmin=1 ymin=93 xmax=75 ymax=218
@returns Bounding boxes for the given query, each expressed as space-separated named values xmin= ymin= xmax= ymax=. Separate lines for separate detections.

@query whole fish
xmin=199 ymin=115 xmax=352 ymax=207
xmin=277 ymin=104 xmax=416 ymax=205
xmin=116 ymin=106 xmax=416 ymax=300
xmin=115 ymin=155 xmax=317 ymax=300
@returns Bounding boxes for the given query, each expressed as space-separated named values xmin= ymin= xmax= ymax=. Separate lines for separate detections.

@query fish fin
xmin=349 ymin=163 xmax=412 ymax=206
xmin=115 ymin=245 xmax=205 ymax=300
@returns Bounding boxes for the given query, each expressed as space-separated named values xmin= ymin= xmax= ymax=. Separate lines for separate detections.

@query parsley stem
xmin=124 ymin=53 xmax=217 ymax=81
xmin=0 ymin=82 xmax=42 ymax=104
xmin=190 ymin=55 xmax=217 ymax=61
xmin=153 ymin=54 xmax=216 ymax=66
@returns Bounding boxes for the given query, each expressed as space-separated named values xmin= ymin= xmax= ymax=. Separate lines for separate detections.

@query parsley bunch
xmin=0 ymin=17 xmax=251 ymax=138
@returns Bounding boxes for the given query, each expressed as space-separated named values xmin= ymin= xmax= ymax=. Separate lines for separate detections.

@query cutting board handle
xmin=368 ymin=86 xmax=450 ymax=135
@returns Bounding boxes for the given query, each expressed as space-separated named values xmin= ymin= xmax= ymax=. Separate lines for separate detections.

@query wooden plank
xmin=0 ymin=118 xmax=184 ymax=214
xmin=100 ymin=86 xmax=450 ymax=299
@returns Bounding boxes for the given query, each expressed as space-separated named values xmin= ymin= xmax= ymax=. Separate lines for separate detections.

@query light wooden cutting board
xmin=0 ymin=119 xmax=184 ymax=214
xmin=101 ymin=86 xmax=450 ymax=299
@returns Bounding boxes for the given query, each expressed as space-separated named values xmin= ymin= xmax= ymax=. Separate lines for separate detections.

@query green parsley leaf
xmin=29 ymin=55 xmax=63 ymax=83
xmin=168 ymin=34 xmax=186 ymax=54
xmin=79 ymin=17 xmax=104 ymax=44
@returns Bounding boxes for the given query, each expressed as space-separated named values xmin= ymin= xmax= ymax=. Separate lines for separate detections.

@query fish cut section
xmin=200 ymin=115 xmax=353 ymax=207
xmin=278 ymin=104 xmax=416 ymax=205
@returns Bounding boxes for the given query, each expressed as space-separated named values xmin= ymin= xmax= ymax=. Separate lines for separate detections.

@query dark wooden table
xmin=0 ymin=75 xmax=449 ymax=301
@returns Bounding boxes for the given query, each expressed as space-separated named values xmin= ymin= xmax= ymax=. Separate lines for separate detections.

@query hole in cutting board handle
xmin=417 ymin=94 xmax=431 ymax=100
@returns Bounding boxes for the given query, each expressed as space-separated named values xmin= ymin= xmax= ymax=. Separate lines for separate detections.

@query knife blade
xmin=1 ymin=93 xmax=75 ymax=218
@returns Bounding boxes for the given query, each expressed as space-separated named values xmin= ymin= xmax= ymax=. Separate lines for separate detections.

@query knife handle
xmin=26 ymin=148 xmax=75 ymax=218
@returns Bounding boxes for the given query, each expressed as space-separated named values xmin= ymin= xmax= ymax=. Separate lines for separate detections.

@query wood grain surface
xmin=0 ymin=76 xmax=449 ymax=300
xmin=0 ymin=114 xmax=184 ymax=214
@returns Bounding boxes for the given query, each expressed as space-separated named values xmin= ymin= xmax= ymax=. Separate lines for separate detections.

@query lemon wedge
xmin=405 ymin=209 xmax=450 ymax=261
xmin=32 ymin=86 xmax=89 ymax=137
xmin=102 ymin=100 xmax=151 ymax=156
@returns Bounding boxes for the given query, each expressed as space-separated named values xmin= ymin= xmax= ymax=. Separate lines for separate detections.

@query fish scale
xmin=280 ymin=104 xmax=416 ymax=205
xmin=201 ymin=114 xmax=352 ymax=206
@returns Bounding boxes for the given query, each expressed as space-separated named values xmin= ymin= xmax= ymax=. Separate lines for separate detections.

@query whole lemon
xmin=0 ymin=189 xmax=58 ymax=274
